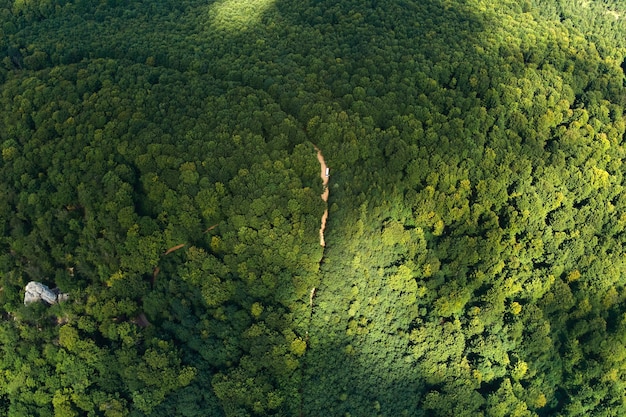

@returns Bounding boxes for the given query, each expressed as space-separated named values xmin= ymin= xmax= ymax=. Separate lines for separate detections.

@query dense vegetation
xmin=1 ymin=0 xmax=626 ymax=415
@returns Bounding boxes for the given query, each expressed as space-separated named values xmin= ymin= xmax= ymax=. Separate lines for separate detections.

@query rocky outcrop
xmin=24 ymin=281 xmax=69 ymax=305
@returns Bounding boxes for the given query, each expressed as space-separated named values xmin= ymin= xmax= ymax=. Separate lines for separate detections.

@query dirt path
xmin=313 ymin=145 xmax=329 ymax=247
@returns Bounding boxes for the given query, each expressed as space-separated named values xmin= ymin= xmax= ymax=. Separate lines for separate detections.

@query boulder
xmin=24 ymin=281 xmax=68 ymax=305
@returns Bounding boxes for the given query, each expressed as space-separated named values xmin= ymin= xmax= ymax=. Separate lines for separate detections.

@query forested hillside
xmin=1 ymin=0 xmax=626 ymax=415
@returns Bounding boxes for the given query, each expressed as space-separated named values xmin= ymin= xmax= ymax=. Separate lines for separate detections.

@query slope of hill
xmin=1 ymin=0 xmax=625 ymax=415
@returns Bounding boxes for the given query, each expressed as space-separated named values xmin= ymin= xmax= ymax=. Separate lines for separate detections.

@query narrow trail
xmin=300 ymin=145 xmax=329 ymax=417
xmin=313 ymin=144 xmax=329 ymax=247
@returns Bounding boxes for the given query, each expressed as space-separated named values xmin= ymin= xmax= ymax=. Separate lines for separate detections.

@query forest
xmin=1 ymin=0 xmax=626 ymax=415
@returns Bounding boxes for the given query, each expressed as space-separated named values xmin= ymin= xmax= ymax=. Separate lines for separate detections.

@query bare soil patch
xmin=313 ymin=145 xmax=329 ymax=247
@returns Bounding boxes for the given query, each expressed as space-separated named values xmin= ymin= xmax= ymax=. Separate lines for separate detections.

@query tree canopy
xmin=1 ymin=0 xmax=626 ymax=415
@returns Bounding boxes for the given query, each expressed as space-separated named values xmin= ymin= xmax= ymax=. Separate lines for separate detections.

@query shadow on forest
xmin=301 ymin=335 xmax=425 ymax=416
xmin=233 ymin=1 xmax=502 ymax=414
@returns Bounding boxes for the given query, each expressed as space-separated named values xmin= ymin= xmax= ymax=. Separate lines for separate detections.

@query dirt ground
xmin=314 ymin=145 xmax=329 ymax=247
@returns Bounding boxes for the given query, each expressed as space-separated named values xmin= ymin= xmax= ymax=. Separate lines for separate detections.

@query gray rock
xmin=24 ymin=281 xmax=68 ymax=305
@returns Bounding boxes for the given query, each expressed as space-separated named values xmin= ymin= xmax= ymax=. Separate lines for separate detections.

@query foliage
xmin=1 ymin=0 xmax=626 ymax=415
